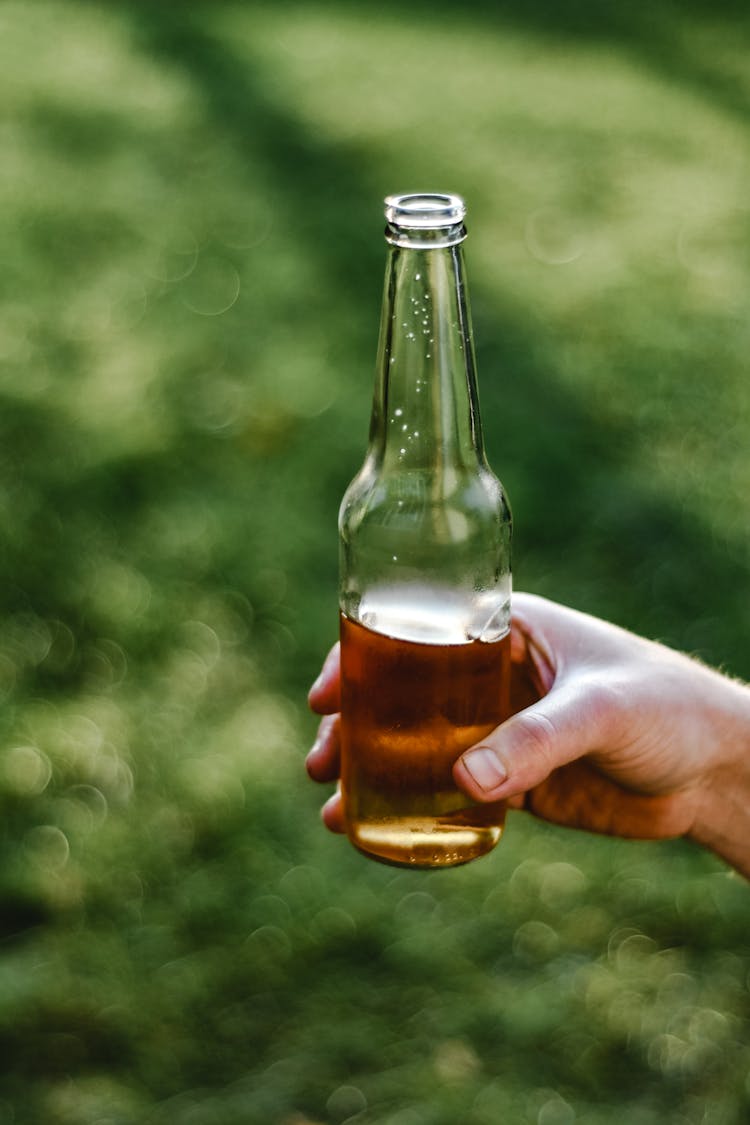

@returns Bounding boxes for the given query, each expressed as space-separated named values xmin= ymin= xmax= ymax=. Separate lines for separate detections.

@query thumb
xmin=454 ymin=679 xmax=617 ymax=802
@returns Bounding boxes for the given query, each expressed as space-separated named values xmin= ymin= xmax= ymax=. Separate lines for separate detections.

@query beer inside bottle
xmin=338 ymin=194 xmax=512 ymax=868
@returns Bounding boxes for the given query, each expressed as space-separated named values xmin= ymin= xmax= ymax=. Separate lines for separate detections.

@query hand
xmin=308 ymin=594 xmax=750 ymax=876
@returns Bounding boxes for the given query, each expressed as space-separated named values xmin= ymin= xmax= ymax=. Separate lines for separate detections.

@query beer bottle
xmin=339 ymin=193 xmax=512 ymax=868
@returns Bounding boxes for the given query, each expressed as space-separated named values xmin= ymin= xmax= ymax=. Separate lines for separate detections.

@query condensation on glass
xmin=338 ymin=192 xmax=512 ymax=868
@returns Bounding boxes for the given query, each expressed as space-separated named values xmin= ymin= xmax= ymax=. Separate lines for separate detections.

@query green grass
xmin=0 ymin=1 xmax=748 ymax=1122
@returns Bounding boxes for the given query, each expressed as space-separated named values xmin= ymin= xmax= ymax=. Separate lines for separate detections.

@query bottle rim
xmin=384 ymin=192 xmax=466 ymax=229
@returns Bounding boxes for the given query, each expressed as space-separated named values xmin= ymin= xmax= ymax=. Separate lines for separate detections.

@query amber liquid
xmin=339 ymin=608 xmax=511 ymax=868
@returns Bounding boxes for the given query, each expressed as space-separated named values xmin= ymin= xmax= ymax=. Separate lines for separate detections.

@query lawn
xmin=0 ymin=2 xmax=748 ymax=1122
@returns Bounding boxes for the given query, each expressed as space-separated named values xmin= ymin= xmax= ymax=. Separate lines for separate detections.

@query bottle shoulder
xmin=339 ymin=459 xmax=511 ymax=539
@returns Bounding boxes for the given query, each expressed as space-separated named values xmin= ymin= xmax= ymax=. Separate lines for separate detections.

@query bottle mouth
xmin=384 ymin=192 xmax=467 ymax=248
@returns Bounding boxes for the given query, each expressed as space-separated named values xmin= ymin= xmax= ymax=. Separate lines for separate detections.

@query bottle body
xmin=338 ymin=194 xmax=512 ymax=868
xmin=340 ymin=597 xmax=510 ymax=867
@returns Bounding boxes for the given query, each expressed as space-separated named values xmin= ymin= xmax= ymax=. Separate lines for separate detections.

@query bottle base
xmin=347 ymin=817 xmax=503 ymax=869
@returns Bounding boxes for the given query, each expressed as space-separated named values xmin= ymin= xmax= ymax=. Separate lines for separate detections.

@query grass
xmin=0 ymin=1 xmax=748 ymax=1122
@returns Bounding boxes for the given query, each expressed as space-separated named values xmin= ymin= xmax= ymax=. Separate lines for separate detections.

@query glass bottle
xmin=338 ymin=192 xmax=512 ymax=868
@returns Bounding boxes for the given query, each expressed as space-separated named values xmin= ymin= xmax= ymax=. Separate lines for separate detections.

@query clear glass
xmin=338 ymin=192 xmax=512 ymax=868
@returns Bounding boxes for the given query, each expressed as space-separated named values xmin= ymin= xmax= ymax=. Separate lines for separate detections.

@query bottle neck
xmin=369 ymin=240 xmax=486 ymax=476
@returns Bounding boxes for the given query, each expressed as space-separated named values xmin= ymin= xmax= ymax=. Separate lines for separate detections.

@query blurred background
xmin=0 ymin=1 xmax=749 ymax=1122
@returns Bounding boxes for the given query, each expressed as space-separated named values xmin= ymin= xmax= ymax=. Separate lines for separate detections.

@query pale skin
xmin=307 ymin=593 xmax=750 ymax=879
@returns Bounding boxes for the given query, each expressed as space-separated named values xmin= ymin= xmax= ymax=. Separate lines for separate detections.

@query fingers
xmin=306 ymin=709 xmax=345 ymax=835
xmin=321 ymin=788 xmax=345 ymax=834
xmin=307 ymin=646 xmax=344 ymax=833
xmin=308 ymin=642 xmax=341 ymax=714
xmin=523 ymin=759 xmax=698 ymax=840
xmin=306 ymin=713 xmax=341 ymax=782
xmin=454 ymin=678 xmax=622 ymax=803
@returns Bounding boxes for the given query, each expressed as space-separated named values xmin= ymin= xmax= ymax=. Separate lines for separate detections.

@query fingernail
xmin=460 ymin=748 xmax=507 ymax=792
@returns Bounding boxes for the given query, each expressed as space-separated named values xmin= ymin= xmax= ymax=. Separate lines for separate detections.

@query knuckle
xmin=514 ymin=710 xmax=559 ymax=771
xmin=582 ymin=677 xmax=628 ymax=739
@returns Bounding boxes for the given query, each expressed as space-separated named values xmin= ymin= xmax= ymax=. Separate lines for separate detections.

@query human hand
xmin=308 ymin=594 xmax=750 ymax=875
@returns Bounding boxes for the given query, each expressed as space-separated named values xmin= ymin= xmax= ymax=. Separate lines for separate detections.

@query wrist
xmin=690 ymin=675 xmax=750 ymax=879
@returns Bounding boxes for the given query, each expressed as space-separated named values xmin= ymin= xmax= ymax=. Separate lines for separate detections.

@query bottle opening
xmin=385 ymin=193 xmax=466 ymax=228
xmin=384 ymin=192 xmax=467 ymax=248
